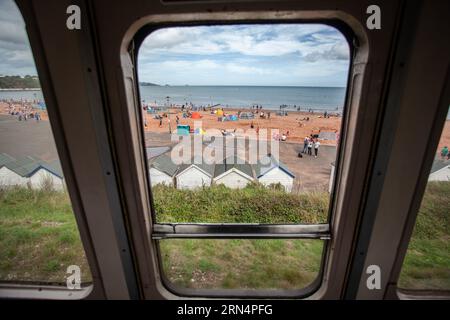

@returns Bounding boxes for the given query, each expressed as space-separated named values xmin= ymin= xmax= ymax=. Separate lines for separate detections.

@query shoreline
xmin=0 ymin=88 xmax=41 ymax=91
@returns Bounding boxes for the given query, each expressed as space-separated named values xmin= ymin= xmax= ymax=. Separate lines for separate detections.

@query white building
xmin=0 ymin=154 xmax=64 ymax=190
xmin=0 ymin=155 xmax=35 ymax=187
xmin=428 ymin=159 xmax=450 ymax=181
xmin=213 ymin=157 xmax=254 ymax=189
xmin=176 ymin=160 xmax=215 ymax=190
xmin=149 ymin=154 xmax=178 ymax=187
xmin=28 ymin=164 xmax=64 ymax=190
xmin=255 ymin=156 xmax=295 ymax=192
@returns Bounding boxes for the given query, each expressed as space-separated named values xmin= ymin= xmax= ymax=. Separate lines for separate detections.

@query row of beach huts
xmin=148 ymin=150 xmax=296 ymax=192
xmin=0 ymin=150 xmax=296 ymax=192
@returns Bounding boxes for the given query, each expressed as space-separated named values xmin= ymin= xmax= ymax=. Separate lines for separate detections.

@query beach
xmin=143 ymin=107 xmax=342 ymax=146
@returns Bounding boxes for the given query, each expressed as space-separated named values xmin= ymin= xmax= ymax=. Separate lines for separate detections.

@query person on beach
xmin=314 ymin=139 xmax=321 ymax=158
xmin=159 ymin=118 xmax=162 ymax=128
xmin=441 ymin=146 xmax=449 ymax=159
xmin=303 ymin=136 xmax=309 ymax=153
xmin=307 ymin=139 xmax=313 ymax=156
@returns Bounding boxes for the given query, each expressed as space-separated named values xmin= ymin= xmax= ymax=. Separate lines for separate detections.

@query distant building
xmin=428 ymin=159 xmax=450 ymax=181
xmin=176 ymin=158 xmax=215 ymax=189
xmin=213 ymin=156 xmax=254 ymax=189
xmin=255 ymin=156 xmax=295 ymax=192
xmin=149 ymin=154 xmax=178 ymax=187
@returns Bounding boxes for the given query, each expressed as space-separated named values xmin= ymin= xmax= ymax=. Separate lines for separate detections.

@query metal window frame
xmin=114 ymin=4 xmax=397 ymax=299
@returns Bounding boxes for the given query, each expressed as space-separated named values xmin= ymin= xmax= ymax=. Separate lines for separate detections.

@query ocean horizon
xmin=2 ymin=86 xmax=450 ymax=117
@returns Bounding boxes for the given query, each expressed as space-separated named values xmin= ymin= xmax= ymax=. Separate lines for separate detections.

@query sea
xmin=2 ymin=86 xmax=450 ymax=117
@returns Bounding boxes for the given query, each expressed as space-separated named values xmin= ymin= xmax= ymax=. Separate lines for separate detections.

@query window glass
xmin=399 ymin=110 xmax=450 ymax=290
xmin=138 ymin=24 xmax=350 ymax=294
xmin=0 ymin=0 xmax=91 ymax=286
xmin=160 ymin=239 xmax=324 ymax=290
xmin=139 ymin=24 xmax=350 ymax=224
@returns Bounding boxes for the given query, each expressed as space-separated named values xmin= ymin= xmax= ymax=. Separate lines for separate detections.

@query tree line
xmin=0 ymin=75 xmax=41 ymax=89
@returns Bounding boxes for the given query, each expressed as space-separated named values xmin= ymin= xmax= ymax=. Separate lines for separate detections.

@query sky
xmin=0 ymin=0 xmax=37 ymax=76
xmin=138 ymin=24 xmax=350 ymax=87
xmin=0 ymin=0 xmax=350 ymax=87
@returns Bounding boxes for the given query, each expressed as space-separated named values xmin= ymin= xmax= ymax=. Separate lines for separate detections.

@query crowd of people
xmin=2 ymin=99 xmax=42 ymax=122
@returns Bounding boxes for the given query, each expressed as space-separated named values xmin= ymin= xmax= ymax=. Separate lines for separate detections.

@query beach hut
xmin=213 ymin=156 xmax=254 ymax=189
xmin=0 ymin=156 xmax=35 ymax=187
xmin=175 ymin=158 xmax=215 ymax=189
xmin=0 ymin=155 xmax=64 ymax=189
xmin=177 ymin=125 xmax=190 ymax=136
xmin=149 ymin=154 xmax=178 ymax=187
xmin=0 ymin=153 xmax=28 ymax=187
xmin=28 ymin=161 xmax=64 ymax=190
xmin=428 ymin=159 xmax=450 ymax=181
xmin=255 ymin=156 xmax=295 ymax=192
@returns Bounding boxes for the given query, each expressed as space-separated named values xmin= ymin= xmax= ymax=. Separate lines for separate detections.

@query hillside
xmin=0 ymin=75 xmax=40 ymax=89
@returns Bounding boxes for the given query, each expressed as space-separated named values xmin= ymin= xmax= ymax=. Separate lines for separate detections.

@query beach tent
xmin=276 ymin=110 xmax=288 ymax=116
xmin=239 ymin=112 xmax=255 ymax=119
xmin=194 ymin=128 xmax=206 ymax=135
xmin=177 ymin=125 xmax=190 ymax=136
xmin=228 ymin=115 xmax=238 ymax=121
xmin=319 ymin=131 xmax=337 ymax=141
xmin=191 ymin=112 xmax=202 ymax=119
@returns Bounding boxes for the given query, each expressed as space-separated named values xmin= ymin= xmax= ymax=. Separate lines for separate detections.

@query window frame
xmin=130 ymin=18 xmax=366 ymax=299
xmin=2 ymin=0 xmax=409 ymax=300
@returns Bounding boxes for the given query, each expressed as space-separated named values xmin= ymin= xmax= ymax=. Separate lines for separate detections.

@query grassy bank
xmin=398 ymin=181 xmax=450 ymax=290
xmin=0 ymin=187 xmax=90 ymax=283
xmin=0 ymin=181 xmax=448 ymax=291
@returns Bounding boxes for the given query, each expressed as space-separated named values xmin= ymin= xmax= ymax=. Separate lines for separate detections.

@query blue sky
xmin=138 ymin=24 xmax=350 ymax=87
xmin=0 ymin=0 xmax=350 ymax=87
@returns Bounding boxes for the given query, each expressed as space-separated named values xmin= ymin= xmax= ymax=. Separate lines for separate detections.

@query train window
xmin=160 ymin=239 xmax=324 ymax=291
xmin=398 ymin=110 xmax=450 ymax=291
xmin=0 ymin=0 xmax=91 ymax=287
xmin=137 ymin=24 xmax=350 ymax=295
xmin=139 ymin=24 xmax=349 ymax=224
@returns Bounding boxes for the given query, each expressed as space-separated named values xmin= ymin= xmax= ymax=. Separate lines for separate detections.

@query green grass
xmin=0 ymin=187 xmax=90 ymax=283
xmin=398 ymin=181 xmax=450 ymax=290
xmin=152 ymin=183 xmax=328 ymax=224
xmin=0 ymin=181 xmax=448 ymax=291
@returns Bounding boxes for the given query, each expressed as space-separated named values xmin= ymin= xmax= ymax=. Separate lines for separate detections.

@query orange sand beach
xmin=2 ymin=101 xmax=449 ymax=150
xmin=142 ymin=107 xmax=342 ymax=146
